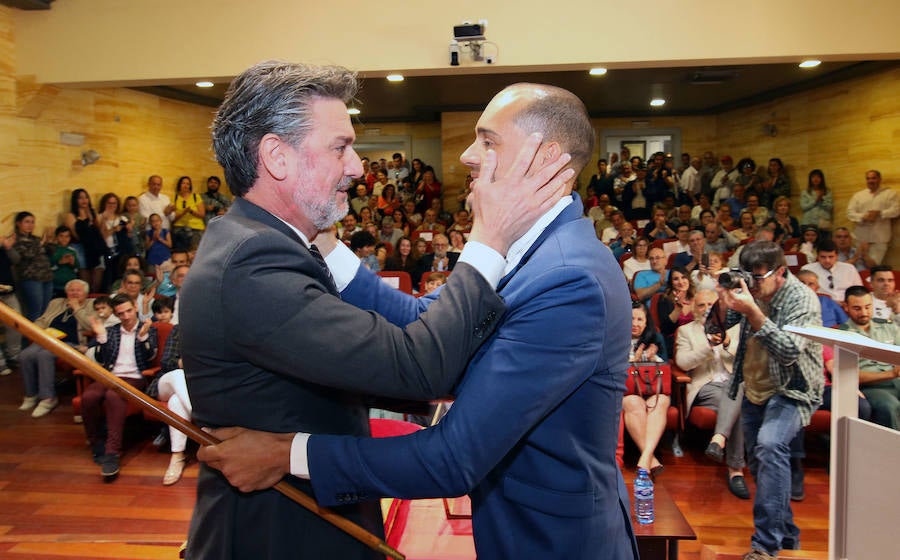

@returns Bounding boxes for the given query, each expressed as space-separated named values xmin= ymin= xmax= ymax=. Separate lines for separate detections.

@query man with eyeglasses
xmin=800 ymin=239 xmax=862 ymax=301
xmin=633 ymin=247 xmax=669 ymax=302
xmin=716 ymin=240 xmax=824 ymax=560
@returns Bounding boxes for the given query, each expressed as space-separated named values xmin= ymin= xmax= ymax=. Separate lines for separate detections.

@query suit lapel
xmin=497 ymin=194 xmax=583 ymax=292
xmin=230 ymin=198 xmax=340 ymax=297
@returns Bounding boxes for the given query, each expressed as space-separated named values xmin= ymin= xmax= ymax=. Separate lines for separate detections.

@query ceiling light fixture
xmin=650 ymin=98 xmax=666 ymax=107
xmin=347 ymin=108 xmax=361 ymax=115
xmin=386 ymin=74 xmax=404 ymax=82
xmin=589 ymin=67 xmax=607 ymax=76
xmin=799 ymin=60 xmax=821 ymax=68
xmin=195 ymin=81 xmax=214 ymax=88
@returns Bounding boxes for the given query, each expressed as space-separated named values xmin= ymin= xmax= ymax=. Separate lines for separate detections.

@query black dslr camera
xmin=718 ymin=269 xmax=754 ymax=290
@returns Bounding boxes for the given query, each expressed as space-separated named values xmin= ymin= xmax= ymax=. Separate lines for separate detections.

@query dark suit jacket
xmin=417 ymin=251 xmax=459 ymax=278
xmin=95 ymin=323 xmax=157 ymax=373
xmin=309 ymin=195 xmax=639 ymax=559
xmin=181 ymin=197 xmax=505 ymax=560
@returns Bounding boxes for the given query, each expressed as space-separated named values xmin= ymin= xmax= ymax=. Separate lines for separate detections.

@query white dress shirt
xmin=800 ymin=261 xmax=862 ymax=302
xmin=291 ymin=196 xmax=574 ymax=477
xmin=846 ymin=186 xmax=900 ymax=243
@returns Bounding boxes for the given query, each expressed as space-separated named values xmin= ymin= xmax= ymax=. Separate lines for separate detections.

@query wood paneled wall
xmin=3 ymin=0 xmax=898 ymax=265
xmin=0 ymin=7 xmax=222 ymax=233
xmin=715 ymin=67 xmax=900 ymax=266
xmin=440 ymin=70 xmax=900 ymax=266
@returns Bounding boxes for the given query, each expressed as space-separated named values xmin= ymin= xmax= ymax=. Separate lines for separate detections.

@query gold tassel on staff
xmin=0 ymin=301 xmax=405 ymax=560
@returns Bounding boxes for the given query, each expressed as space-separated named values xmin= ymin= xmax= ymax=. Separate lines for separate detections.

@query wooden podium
xmin=785 ymin=325 xmax=900 ymax=560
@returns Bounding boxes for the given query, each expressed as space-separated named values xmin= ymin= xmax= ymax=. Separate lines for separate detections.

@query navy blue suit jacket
xmin=309 ymin=195 xmax=639 ymax=559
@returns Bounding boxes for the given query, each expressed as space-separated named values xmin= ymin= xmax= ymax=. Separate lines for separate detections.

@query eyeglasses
xmin=750 ymin=269 xmax=778 ymax=282
xmin=827 ymin=274 xmax=834 ymax=289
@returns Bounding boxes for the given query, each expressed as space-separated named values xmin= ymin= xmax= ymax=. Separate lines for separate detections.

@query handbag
xmin=625 ymin=361 xmax=672 ymax=398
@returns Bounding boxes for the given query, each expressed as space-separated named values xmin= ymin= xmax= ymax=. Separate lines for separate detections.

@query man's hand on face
xmin=467 ymin=133 xmax=574 ymax=257
xmin=197 ymin=427 xmax=295 ymax=493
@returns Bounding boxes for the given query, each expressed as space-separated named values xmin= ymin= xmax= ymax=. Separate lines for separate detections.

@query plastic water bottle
xmin=634 ymin=468 xmax=655 ymax=524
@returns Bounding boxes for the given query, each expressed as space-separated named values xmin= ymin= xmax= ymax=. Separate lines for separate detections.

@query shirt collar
xmin=504 ymin=196 xmax=572 ymax=275
xmin=273 ymin=216 xmax=312 ymax=247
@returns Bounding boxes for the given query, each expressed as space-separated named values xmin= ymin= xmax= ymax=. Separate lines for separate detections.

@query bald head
xmin=500 ymin=83 xmax=595 ymax=175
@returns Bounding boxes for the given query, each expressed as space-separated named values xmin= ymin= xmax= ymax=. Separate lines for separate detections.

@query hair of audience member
xmin=665 ymin=266 xmax=695 ymax=300
xmin=152 ymin=295 xmax=174 ymax=315
xmin=795 ymin=269 xmax=817 ymax=283
xmin=807 ymin=169 xmax=827 ymax=193
xmin=173 ymin=264 xmax=191 ymax=277
xmin=65 ymin=278 xmax=90 ymax=293
xmin=870 ymin=264 xmax=894 ymax=277
xmin=505 ymin=83 xmax=595 ymax=175
xmin=212 ymin=60 xmax=359 ymax=197
xmin=55 ymin=225 xmax=71 ymax=236
xmin=425 ymin=272 xmax=447 ymax=285
xmin=122 ymin=268 xmax=144 ymax=285
xmin=817 ymin=239 xmax=837 ymax=254
xmin=737 ymin=157 xmax=756 ymax=172
xmin=207 ymin=175 xmax=222 ymax=186
xmin=866 ymin=169 xmax=882 ymax=179
xmin=118 ymin=254 xmax=146 ymax=277
xmin=98 ymin=192 xmax=121 ymax=214
xmin=110 ymin=292 xmax=133 ymax=308
xmin=70 ymin=188 xmax=96 ymax=217
xmin=844 ymin=285 xmax=871 ymax=302
xmin=631 ymin=300 xmax=659 ymax=348
xmin=93 ymin=295 xmax=113 ymax=308
xmin=772 ymin=195 xmax=791 ymax=210
xmin=349 ymin=230 xmax=376 ymax=252
xmin=14 ymin=211 xmax=33 ymax=232
xmin=739 ymin=240 xmax=785 ymax=273
xmin=769 ymin=157 xmax=784 ymax=171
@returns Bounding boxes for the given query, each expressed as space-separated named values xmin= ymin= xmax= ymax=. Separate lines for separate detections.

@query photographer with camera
xmin=715 ymin=240 xmax=823 ymax=560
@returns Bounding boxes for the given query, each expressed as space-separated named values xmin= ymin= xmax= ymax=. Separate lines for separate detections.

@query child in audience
xmin=152 ymin=296 xmax=174 ymax=323
xmin=145 ymin=213 xmax=172 ymax=267
xmin=799 ymin=225 xmax=818 ymax=264
xmin=92 ymin=296 xmax=119 ymax=327
xmin=423 ymin=272 xmax=447 ymax=295
xmin=48 ymin=226 xmax=80 ymax=298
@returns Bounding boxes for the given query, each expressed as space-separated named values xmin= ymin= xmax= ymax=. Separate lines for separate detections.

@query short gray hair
xmin=212 ymin=60 xmax=358 ymax=196
xmin=65 ymin=279 xmax=89 ymax=292
xmin=507 ymin=83 xmax=595 ymax=175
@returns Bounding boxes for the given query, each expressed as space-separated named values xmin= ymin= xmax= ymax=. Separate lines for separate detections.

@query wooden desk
xmin=630 ymin=482 xmax=697 ymax=560
xmin=382 ymin=482 xmax=695 ymax=559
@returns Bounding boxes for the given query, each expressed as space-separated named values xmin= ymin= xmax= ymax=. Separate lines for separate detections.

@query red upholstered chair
xmin=376 ymin=271 xmax=413 ymax=295
xmin=618 ymin=253 xmax=633 ymax=268
xmin=783 ymin=251 xmax=808 ymax=274
xmin=782 ymin=237 xmax=800 ymax=252
xmin=369 ymin=418 xmax=423 ymax=438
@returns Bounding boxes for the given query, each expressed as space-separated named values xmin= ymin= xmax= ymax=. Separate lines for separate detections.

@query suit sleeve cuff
xmin=458 ymin=242 xmax=505 ymax=287
xmin=324 ymin=242 xmax=361 ymax=292
xmin=289 ymin=432 xmax=312 ymax=479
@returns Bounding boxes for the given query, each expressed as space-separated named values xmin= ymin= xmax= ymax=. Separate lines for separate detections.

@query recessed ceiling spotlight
xmin=386 ymin=74 xmax=404 ymax=82
xmin=589 ymin=67 xmax=608 ymax=76
xmin=799 ymin=60 xmax=821 ymax=68
xmin=195 ymin=81 xmax=214 ymax=88
xmin=650 ymin=98 xmax=666 ymax=107
xmin=347 ymin=108 xmax=361 ymax=115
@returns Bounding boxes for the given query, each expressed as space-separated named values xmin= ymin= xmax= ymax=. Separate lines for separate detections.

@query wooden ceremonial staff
xmin=0 ymin=302 xmax=405 ymax=560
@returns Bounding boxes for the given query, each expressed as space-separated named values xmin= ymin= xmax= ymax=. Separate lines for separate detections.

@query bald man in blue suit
xmin=203 ymin=83 xmax=638 ymax=559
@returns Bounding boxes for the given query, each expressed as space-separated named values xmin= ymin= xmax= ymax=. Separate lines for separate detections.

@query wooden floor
xmin=0 ymin=368 xmax=831 ymax=559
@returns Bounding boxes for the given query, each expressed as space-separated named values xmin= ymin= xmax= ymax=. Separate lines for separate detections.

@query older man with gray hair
xmin=181 ymin=61 xmax=569 ymax=559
